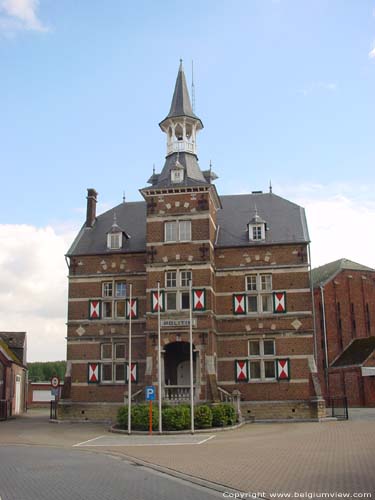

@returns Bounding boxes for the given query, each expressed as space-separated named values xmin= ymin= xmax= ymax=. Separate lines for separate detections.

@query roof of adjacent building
xmin=67 ymin=192 xmax=309 ymax=256
xmin=312 ymin=259 xmax=374 ymax=287
xmin=331 ymin=337 xmax=375 ymax=368
xmin=0 ymin=332 xmax=26 ymax=365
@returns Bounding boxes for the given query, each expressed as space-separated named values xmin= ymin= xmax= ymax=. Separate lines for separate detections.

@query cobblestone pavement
xmin=0 ymin=445 xmax=221 ymax=500
xmin=1 ymin=409 xmax=375 ymax=498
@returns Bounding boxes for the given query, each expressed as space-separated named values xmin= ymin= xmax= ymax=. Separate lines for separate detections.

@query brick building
xmin=312 ymin=259 xmax=375 ymax=407
xmin=0 ymin=332 xmax=27 ymax=419
xmin=60 ymin=63 xmax=324 ymax=421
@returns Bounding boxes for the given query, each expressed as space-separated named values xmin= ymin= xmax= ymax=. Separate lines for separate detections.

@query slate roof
xmin=0 ymin=332 xmax=26 ymax=365
xmin=159 ymin=61 xmax=202 ymax=128
xmin=331 ymin=337 xmax=375 ymax=368
xmin=312 ymin=259 xmax=374 ymax=287
xmin=146 ymin=152 xmax=208 ymax=188
xmin=68 ymin=201 xmax=146 ymax=256
xmin=67 ymin=192 xmax=309 ymax=256
xmin=216 ymin=193 xmax=309 ymax=248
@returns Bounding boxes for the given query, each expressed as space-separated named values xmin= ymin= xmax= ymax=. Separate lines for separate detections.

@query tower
xmin=141 ymin=61 xmax=221 ymax=402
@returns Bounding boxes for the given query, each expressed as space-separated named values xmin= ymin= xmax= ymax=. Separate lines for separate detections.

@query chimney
xmin=86 ymin=188 xmax=98 ymax=227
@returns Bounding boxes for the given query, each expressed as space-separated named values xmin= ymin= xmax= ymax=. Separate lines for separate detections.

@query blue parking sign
xmin=145 ymin=386 xmax=155 ymax=401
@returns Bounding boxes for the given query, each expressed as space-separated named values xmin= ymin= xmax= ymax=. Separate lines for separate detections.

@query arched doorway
xmin=163 ymin=342 xmax=198 ymax=402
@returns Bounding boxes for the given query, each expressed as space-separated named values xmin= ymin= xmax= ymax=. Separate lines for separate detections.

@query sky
xmin=0 ymin=0 xmax=374 ymax=362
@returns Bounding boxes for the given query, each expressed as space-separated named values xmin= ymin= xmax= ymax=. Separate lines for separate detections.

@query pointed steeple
xmin=145 ymin=61 xmax=220 ymax=189
xmin=160 ymin=60 xmax=203 ymax=128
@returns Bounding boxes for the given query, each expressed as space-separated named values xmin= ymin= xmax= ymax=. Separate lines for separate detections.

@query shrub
xmin=117 ymin=406 xmax=128 ymax=428
xmin=194 ymin=405 xmax=213 ymax=429
xmin=211 ymin=404 xmax=228 ymax=427
xmin=117 ymin=404 xmax=158 ymax=431
xmin=223 ymin=403 xmax=236 ymax=425
xmin=162 ymin=405 xmax=190 ymax=431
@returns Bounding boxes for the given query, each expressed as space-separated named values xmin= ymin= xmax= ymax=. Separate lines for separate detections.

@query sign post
xmin=50 ymin=375 xmax=60 ymax=400
xmin=128 ymin=283 xmax=132 ymax=435
xmin=145 ymin=386 xmax=155 ymax=435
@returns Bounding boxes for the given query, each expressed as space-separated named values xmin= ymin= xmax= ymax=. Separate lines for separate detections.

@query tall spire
xmin=160 ymin=60 xmax=203 ymax=129
xmin=146 ymin=61 xmax=215 ymax=189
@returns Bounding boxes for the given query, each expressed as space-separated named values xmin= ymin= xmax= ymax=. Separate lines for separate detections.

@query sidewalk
xmin=1 ymin=409 xmax=375 ymax=496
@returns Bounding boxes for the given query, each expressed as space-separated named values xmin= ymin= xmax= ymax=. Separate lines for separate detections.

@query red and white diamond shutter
xmin=192 ymin=289 xmax=205 ymax=311
xmin=126 ymin=362 xmax=138 ymax=383
xmin=235 ymin=360 xmax=249 ymax=382
xmin=277 ymin=359 xmax=290 ymax=380
xmin=126 ymin=298 xmax=138 ymax=319
xmin=151 ymin=290 xmax=165 ymax=312
xmin=233 ymin=294 xmax=246 ymax=315
xmin=88 ymin=363 xmax=100 ymax=383
xmin=89 ymin=300 xmax=101 ymax=319
xmin=273 ymin=292 xmax=287 ymax=313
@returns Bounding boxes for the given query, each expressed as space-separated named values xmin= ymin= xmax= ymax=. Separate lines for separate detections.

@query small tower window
xmin=175 ymin=124 xmax=183 ymax=141
xmin=171 ymin=160 xmax=184 ymax=184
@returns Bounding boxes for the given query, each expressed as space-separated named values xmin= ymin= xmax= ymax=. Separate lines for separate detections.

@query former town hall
xmin=60 ymin=62 xmax=324 ymax=421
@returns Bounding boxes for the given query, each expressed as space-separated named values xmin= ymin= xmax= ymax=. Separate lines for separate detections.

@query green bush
xmin=223 ymin=403 xmax=236 ymax=425
xmin=162 ymin=405 xmax=190 ymax=430
xmin=194 ymin=405 xmax=213 ymax=429
xmin=118 ymin=402 xmax=235 ymax=431
xmin=117 ymin=406 xmax=128 ymax=428
xmin=211 ymin=404 xmax=228 ymax=427
xmin=117 ymin=404 xmax=159 ymax=431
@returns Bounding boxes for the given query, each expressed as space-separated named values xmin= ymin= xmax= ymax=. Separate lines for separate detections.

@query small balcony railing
xmin=167 ymin=141 xmax=195 ymax=155
xmin=163 ymin=385 xmax=195 ymax=402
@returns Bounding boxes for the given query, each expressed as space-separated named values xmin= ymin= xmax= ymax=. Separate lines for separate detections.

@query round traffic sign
xmin=51 ymin=376 xmax=60 ymax=388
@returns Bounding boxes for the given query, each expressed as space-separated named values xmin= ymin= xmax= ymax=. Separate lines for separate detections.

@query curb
xmin=109 ymin=420 xmax=246 ymax=434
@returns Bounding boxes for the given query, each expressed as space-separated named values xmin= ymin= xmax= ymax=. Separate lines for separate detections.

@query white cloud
xmin=0 ymin=224 xmax=76 ymax=362
xmin=0 ymin=0 xmax=48 ymax=33
xmin=369 ymin=44 xmax=375 ymax=59
xmin=300 ymin=82 xmax=337 ymax=96
xmin=276 ymin=183 xmax=375 ymax=269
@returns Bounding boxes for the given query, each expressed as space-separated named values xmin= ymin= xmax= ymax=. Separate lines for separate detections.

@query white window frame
xmin=101 ymin=343 xmax=126 ymax=384
xmin=165 ymin=269 xmax=192 ymax=311
xmin=165 ymin=221 xmax=178 ymax=242
xmin=164 ymin=220 xmax=192 ymax=243
xmin=102 ymin=280 xmax=127 ymax=319
xmin=115 ymin=282 xmax=127 ymax=297
xmin=102 ymin=282 xmax=113 ymax=297
xmin=171 ymin=167 xmax=184 ymax=183
xmin=107 ymin=232 xmax=122 ymax=250
xmin=179 ymin=220 xmax=191 ymax=242
xmin=248 ymin=339 xmax=276 ymax=381
xmin=246 ymin=274 xmax=273 ymax=314
xmin=249 ymin=224 xmax=265 ymax=241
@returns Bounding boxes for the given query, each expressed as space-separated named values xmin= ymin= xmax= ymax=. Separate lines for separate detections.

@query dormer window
xmin=107 ymin=232 xmax=122 ymax=250
xmin=252 ymin=225 xmax=264 ymax=241
xmin=106 ymin=212 xmax=129 ymax=250
xmin=248 ymin=208 xmax=266 ymax=242
xmin=171 ymin=162 xmax=184 ymax=184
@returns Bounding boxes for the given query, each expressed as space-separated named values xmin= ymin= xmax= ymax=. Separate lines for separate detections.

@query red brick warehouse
xmin=313 ymin=259 xmax=375 ymax=407
xmin=59 ymin=62 xmax=324 ymax=422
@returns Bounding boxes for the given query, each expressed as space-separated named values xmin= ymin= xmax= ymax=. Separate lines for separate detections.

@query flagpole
xmin=157 ymin=281 xmax=162 ymax=434
xmin=189 ymin=279 xmax=195 ymax=434
xmin=127 ymin=283 xmax=132 ymax=435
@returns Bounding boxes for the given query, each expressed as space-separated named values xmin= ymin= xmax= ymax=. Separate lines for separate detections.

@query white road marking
xmin=73 ymin=435 xmax=107 ymax=447
xmin=197 ymin=435 xmax=216 ymax=445
xmin=73 ymin=434 xmax=216 ymax=447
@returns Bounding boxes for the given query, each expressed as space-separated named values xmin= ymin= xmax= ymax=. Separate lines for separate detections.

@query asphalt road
xmin=0 ymin=445 xmax=221 ymax=500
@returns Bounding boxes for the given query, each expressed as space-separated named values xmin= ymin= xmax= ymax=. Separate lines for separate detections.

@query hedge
xmin=117 ymin=403 xmax=237 ymax=431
